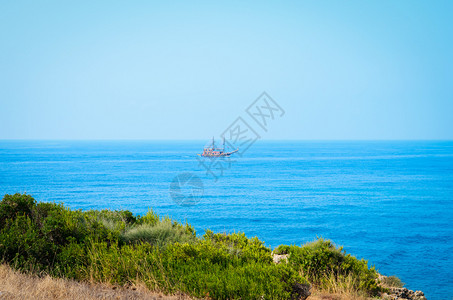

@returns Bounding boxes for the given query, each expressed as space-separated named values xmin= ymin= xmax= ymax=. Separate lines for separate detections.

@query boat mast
xmin=222 ymin=136 xmax=225 ymax=151
xmin=212 ymin=136 xmax=215 ymax=149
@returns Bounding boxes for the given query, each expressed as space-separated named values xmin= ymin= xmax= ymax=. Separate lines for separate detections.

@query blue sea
xmin=0 ymin=140 xmax=452 ymax=299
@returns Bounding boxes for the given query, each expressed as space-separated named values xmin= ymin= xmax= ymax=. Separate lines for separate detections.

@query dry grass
xmin=0 ymin=264 xmax=190 ymax=300
xmin=305 ymin=272 xmax=371 ymax=300
xmin=309 ymin=289 xmax=368 ymax=300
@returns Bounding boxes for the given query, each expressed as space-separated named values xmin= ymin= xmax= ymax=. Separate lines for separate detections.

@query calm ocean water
xmin=0 ymin=140 xmax=452 ymax=299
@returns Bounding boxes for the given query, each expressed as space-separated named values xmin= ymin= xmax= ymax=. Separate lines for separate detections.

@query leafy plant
xmin=275 ymin=238 xmax=380 ymax=295
xmin=381 ymin=275 xmax=405 ymax=288
xmin=0 ymin=193 xmax=382 ymax=299
xmin=121 ymin=220 xmax=196 ymax=247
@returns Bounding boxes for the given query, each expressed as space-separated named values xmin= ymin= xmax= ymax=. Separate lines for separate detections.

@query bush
xmin=138 ymin=209 xmax=160 ymax=226
xmin=121 ymin=220 xmax=196 ymax=247
xmin=0 ymin=215 xmax=58 ymax=272
xmin=0 ymin=193 xmax=36 ymax=227
xmin=275 ymin=238 xmax=380 ymax=295
xmin=0 ymin=193 xmax=383 ymax=299
xmin=204 ymin=230 xmax=273 ymax=263
xmin=381 ymin=275 xmax=405 ymax=288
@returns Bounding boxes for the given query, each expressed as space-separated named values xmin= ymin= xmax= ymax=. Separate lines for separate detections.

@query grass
xmin=310 ymin=272 xmax=370 ymax=300
xmin=380 ymin=275 xmax=405 ymax=288
xmin=121 ymin=219 xmax=197 ymax=247
xmin=0 ymin=193 xmax=390 ymax=299
xmin=275 ymin=239 xmax=380 ymax=295
xmin=0 ymin=263 xmax=188 ymax=299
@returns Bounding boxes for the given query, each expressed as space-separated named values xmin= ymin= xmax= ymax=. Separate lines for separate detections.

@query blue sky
xmin=1 ymin=1 xmax=452 ymax=140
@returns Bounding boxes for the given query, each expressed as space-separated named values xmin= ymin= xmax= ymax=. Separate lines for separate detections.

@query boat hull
xmin=198 ymin=149 xmax=238 ymax=157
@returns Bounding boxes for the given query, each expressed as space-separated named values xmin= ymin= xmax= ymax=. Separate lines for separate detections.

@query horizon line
xmin=1 ymin=138 xmax=453 ymax=142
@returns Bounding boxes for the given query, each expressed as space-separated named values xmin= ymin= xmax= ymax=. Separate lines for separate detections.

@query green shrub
xmin=0 ymin=193 xmax=384 ymax=299
xmin=54 ymin=237 xmax=87 ymax=278
xmin=275 ymin=238 xmax=380 ymax=295
xmin=121 ymin=220 xmax=196 ymax=247
xmin=381 ymin=275 xmax=405 ymax=288
xmin=138 ymin=209 xmax=160 ymax=226
xmin=39 ymin=204 xmax=74 ymax=245
xmin=162 ymin=249 xmax=304 ymax=299
xmin=204 ymin=231 xmax=272 ymax=263
xmin=0 ymin=193 xmax=36 ymax=227
xmin=0 ymin=215 xmax=58 ymax=272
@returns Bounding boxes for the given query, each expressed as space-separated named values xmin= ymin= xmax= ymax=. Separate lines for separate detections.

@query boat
xmin=198 ymin=137 xmax=238 ymax=157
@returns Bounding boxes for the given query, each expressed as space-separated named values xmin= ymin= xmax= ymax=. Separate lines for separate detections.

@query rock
xmin=384 ymin=287 xmax=426 ymax=300
xmin=272 ymin=253 xmax=289 ymax=264
xmin=378 ymin=273 xmax=427 ymax=300
xmin=291 ymin=282 xmax=311 ymax=300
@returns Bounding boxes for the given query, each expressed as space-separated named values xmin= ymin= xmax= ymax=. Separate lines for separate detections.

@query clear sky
xmin=1 ymin=1 xmax=452 ymax=140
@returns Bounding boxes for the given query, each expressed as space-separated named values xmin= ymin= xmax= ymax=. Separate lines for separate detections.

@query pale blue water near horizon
xmin=0 ymin=140 xmax=452 ymax=299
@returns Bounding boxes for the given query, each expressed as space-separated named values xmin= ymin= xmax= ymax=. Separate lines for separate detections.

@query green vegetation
xmin=381 ymin=275 xmax=405 ymax=288
xmin=0 ymin=193 xmax=383 ymax=299
xmin=275 ymin=240 xmax=380 ymax=295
